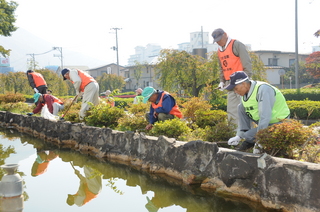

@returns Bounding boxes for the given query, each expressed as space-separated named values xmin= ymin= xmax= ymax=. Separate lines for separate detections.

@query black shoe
xmin=237 ymin=141 xmax=255 ymax=151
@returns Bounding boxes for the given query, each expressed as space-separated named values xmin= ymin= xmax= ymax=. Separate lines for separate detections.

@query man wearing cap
xmin=26 ymin=70 xmax=48 ymax=94
xmin=61 ymin=68 xmax=99 ymax=120
xmin=211 ymin=28 xmax=252 ymax=126
xmin=27 ymin=92 xmax=64 ymax=116
xmin=141 ymin=86 xmax=183 ymax=130
xmin=103 ymin=90 xmax=115 ymax=107
xmin=133 ymin=88 xmax=143 ymax=104
xmin=225 ymin=71 xmax=290 ymax=153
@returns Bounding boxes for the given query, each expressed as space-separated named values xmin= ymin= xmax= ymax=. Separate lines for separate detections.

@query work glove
xmin=218 ymin=82 xmax=225 ymax=91
xmin=253 ymin=143 xmax=263 ymax=154
xmin=27 ymin=112 xmax=34 ymax=116
xmin=34 ymin=88 xmax=39 ymax=93
xmin=228 ymin=135 xmax=241 ymax=146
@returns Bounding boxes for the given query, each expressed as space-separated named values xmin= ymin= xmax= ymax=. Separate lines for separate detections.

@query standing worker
xmin=61 ymin=68 xmax=99 ymax=120
xmin=26 ymin=70 xmax=48 ymax=94
xmin=225 ymin=71 xmax=290 ymax=153
xmin=27 ymin=93 xmax=64 ymax=116
xmin=211 ymin=28 xmax=252 ymax=126
xmin=141 ymin=86 xmax=183 ymax=130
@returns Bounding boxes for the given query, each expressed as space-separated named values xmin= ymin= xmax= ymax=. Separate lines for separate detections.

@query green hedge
xmin=287 ymin=100 xmax=320 ymax=120
xmin=282 ymin=89 xmax=320 ymax=101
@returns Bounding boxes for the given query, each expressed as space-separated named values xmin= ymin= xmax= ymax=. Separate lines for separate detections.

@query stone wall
xmin=0 ymin=111 xmax=319 ymax=212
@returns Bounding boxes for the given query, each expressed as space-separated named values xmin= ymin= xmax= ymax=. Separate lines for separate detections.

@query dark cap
xmin=211 ymin=28 xmax=225 ymax=43
xmin=61 ymin=68 xmax=70 ymax=80
xmin=225 ymin=71 xmax=249 ymax=91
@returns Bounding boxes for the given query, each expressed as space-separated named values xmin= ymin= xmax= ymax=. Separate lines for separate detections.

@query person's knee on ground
xmin=157 ymin=113 xmax=174 ymax=121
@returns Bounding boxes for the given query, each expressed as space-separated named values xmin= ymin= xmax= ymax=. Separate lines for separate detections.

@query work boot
xmin=237 ymin=140 xmax=255 ymax=151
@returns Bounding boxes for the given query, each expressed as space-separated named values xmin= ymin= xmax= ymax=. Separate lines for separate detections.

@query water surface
xmin=0 ymin=128 xmax=276 ymax=212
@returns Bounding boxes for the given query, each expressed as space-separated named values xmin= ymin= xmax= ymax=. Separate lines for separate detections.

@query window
xmin=289 ymin=59 xmax=295 ymax=66
xmin=268 ymin=58 xmax=278 ymax=66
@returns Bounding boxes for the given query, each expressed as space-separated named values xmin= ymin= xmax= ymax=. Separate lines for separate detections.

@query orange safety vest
xmin=47 ymin=94 xmax=64 ymax=105
xmin=218 ymin=39 xmax=244 ymax=81
xmin=151 ymin=92 xmax=183 ymax=119
xmin=29 ymin=72 xmax=46 ymax=87
xmin=78 ymin=183 xmax=98 ymax=206
xmin=71 ymin=69 xmax=96 ymax=92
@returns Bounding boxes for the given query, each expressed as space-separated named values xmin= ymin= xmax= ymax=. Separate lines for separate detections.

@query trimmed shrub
xmin=84 ymin=104 xmax=125 ymax=128
xmin=0 ymin=92 xmax=26 ymax=103
xmin=149 ymin=118 xmax=191 ymax=139
xmin=116 ymin=113 xmax=148 ymax=132
xmin=181 ymin=97 xmax=212 ymax=122
xmin=255 ymin=119 xmax=316 ymax=158
xmin=287 ymin=100 xmax=320 ymax=119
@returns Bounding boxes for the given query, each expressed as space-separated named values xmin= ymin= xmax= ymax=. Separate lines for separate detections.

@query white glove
xmin=228 ymin=135 xmax=241 ymax=146
xmin=218 ymin=82 xmax=225 ymax=91
xmin=253 ymin=143 xmax=263 ymax=154
xmin=34 ymin=88 xmax=39 ymax=93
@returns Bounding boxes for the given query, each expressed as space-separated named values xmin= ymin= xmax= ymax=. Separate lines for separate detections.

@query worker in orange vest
xmin=61 ymin=68 xmax=99 ymax=120
xmin=27 ymin=93 xmax=64 ymax=116
xmin=211 ymin=28 xmax=252 ymax=127
xmin=141 ymin=86 xmax=183 ymax=130
xmin=26 ymin=70 xmax=48 ymax=94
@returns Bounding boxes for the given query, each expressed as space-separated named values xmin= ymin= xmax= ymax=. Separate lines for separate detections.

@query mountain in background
xmin=0 ymin=28 xmax=108 ymax=72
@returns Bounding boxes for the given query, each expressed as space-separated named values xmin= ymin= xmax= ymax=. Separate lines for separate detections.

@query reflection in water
xmin=31 ymin=150 xmax=58 ymax=177
xmin=67 ymin=164 xmax=102 ymax=207
xmin=0 ymin=128 xmax=275 ymax=212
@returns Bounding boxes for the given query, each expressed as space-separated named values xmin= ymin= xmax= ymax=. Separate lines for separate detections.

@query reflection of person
xmin=133 ymin=88 xmax=143 ymax=104
xmin=31 ymin=150 xmax=58 ymax=176
xmin=211 ymin=28 xmax=252 ymax=126
xmin=67 ymin=165 xmax=102 ymax=207
xmin=103 ymin=90 xmax=115 ymax=107
xmin=26 ymin=70 xmax=48 ymax=94
xmin=27 ymin=93 xmax=64 ymax=116
xmin=141 ymin=86 xmax=183 ymax=130
xmin=226 ymin=71 xmax=290 ymax=153
xmin=61 ymin=68 xmax=99 ymax=120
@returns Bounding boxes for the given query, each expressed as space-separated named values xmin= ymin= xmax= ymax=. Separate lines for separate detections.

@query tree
xmin=0 ymin=0 xmax=18 ymax=57
xmin=133 ymin=61 xmax=144 ymax=88
xmin=5 ymin=71 xmax=29 ymax=94
xmin=155 ymin=49 xmax=220 ymax=97
xmin=249 ymin=52 xmax=267 ymax=81
xmin=96 ymin=73 xmax=125 ymax=93
xmin=305 ymin=51 xmax=320 ymax=79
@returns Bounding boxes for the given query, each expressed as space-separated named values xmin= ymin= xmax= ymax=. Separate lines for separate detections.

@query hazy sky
xmin=9 ymin=0 xmax=320 ymax=68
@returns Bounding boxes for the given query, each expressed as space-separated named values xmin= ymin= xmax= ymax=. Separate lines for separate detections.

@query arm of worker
xmin=154 ymin=94 xmax=175 ymax=115
xmin=69 ymin=70 xmax=82 ymax=95
xmin=256 ymin=84 xmax=276 ymax=132
xmin=148 ymin=106 xmax=157 ymax=124
xmin=45 ymin=95 xmax=55 ymax=114
xmin=233 ymin=40 xmax=253 ymax=78
xmin=32 ymin=101 xmax=44 ymax=114
xmin=28 ymin=74 xmax=36 ymax=88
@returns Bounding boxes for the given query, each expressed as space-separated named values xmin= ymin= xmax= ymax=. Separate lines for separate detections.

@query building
xmin=254 ymin=50 xmax=309 ymax=85
xmin=86 ymin=63 xmax=125 ymax=78
xmin=127 ymin=44 xmax=162 ymax=66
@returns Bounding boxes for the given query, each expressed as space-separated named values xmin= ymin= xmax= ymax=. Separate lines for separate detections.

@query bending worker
xmin=133 ymin=88 xmax=143 ymax=104
xmin=211 ymin=28 xmax=252 ymax=126
xmin=141 ymin=86 xmax=183 ymax=130
xmin=61 ymin=68 xmax=99 ymax=120
xmin=26 ymin=70 xmax=48 ymax=94
xmin=226 ymin=71 xmax=290 ymax=153
xmin=28 ymin=93 xmax=64 ymax=116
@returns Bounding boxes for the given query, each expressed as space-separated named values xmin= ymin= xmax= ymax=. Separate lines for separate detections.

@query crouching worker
xmin=27 ymin=93 xmax=64 ymax=116
xmin=225 ymin=71 xmax=290 ymax=153
xmin=142 ymin=86 xmax=183 ymax=130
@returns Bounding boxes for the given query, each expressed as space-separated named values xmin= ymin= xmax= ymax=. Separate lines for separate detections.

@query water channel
xmin=0 ymin=128 xmax=278 ymax=212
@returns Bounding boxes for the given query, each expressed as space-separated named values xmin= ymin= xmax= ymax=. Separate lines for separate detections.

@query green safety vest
xmin=242 ymin=81 xmax=290 ymax=123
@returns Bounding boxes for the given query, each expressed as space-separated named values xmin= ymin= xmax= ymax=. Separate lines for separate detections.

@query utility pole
xmin=26 ymin=53 xmax=36 ymax=70
xmin=111 ymin=28 xmax=121 ymax=76
xmin=53 ymin=47 xmax=63 ymax=73
xmin=294 ymin=0 xmax=299 ymax=91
